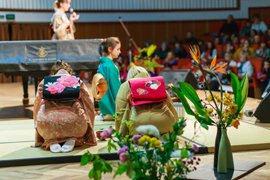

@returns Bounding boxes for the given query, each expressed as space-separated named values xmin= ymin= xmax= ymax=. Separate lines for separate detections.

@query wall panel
xmin=0 ymin=0 xmax=238 ymax=11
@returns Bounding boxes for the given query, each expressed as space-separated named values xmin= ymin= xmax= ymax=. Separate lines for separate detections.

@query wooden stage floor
xmin=0 ymin=83 xmax=270 ymax=179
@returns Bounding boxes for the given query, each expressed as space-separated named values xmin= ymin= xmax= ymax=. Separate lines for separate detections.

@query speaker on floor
xmin=159 ymin=69 xmax=198 ymax=97
xmin=254 ymin=91 xmax=270 ymax=123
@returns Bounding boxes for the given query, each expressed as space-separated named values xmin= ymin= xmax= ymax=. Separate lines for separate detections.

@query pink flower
xmin=118 ymin=146 xmax=129 ymax=162
xmin=100 ymin=128 xmax=113 ymax=140
xmin=132 ymin=134 xmax=142 ymax=144
xmin=45 ymin=83 xmax=65 ymax=94
xmin=118 ymin=146 xmax=128 ymax=155
xmin=119 ymin=152 xmax=128 ymax=162
xmin=57 ymin=76 xmax=80 ymax=88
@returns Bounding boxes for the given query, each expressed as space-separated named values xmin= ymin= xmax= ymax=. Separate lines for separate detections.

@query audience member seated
xmin=184 ymin=31 xmax=199 ymax=45
xmin=234 ymin=39 xmax=255 ymax=59
xmin=256 ymin=41 xmax=270 ymax=58
xmin=34 ymin=61 xmax=97 ymax=153
xmin=163 ymin=51 xmax=178 ymax=70
xmin=201 ymin=41 xmax=217 ymax=64
xmin=265 ymin=28 xmax=270 ymax=45
xmin=156 ymin=41 xmax=170 ymax=60
xmin=237 ymin=52 xmax=253 ymax=79
xmin=252 ymin=34 xmax=261 ymax=50
xmin=222 ymin=42 xmax=235 ymax=58
xmin=240 ymin=20 xmax=252 ymax=37
xmin=248 ymin=29 xmax=258 ymax=44
xmin=173 ymin=42 xmax=187 ymax=58
xmin=232 ymin=36 xmax=240 ymax=50
xmin=251 ymin=14 xmax=268 ymax=35
xmin=257 ymin=60 xmax=270 ymax=93
xmin=115 ymin=66 xmax=178 ymax=136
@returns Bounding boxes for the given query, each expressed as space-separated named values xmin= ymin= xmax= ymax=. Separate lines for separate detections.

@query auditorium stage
xmin=0 ymin=83 xmax=270 ymax=179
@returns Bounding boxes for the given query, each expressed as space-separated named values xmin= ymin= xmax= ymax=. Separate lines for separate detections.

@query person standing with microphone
xmin=51 ymin=0 xmax=80 ymax=40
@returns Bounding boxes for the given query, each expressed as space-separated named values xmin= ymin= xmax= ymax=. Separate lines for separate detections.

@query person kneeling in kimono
xmin=33 ymin=61 xmax=97 ymax=153
xmin=115 ymin=66 xmax=179 ymax=136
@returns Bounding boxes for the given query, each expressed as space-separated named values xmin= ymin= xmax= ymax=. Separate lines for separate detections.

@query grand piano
xmin=0 ymin=39 xmax=102 ymax=105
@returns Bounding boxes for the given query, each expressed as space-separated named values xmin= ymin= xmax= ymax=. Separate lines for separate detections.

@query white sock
xmin=50 ymin=143 xmax=62 ymax=153
xmin=61 ymin=139 xmax=76 ymax=153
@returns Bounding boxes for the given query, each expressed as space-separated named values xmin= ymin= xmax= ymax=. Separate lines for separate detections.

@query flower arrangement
xmin=81 ymin=119 xmax=200 ymax=180
xmin=170 ymin=45 xmax=249 ymax=173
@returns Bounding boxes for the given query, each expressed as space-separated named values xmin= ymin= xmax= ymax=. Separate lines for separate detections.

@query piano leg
xmin=34 ymin=77 xmax=39 ymax=95
xmin=22 ymin=75 xmax=29 ymax=106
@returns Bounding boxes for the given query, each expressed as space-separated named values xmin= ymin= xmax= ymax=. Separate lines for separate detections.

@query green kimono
xmin=97 ymin=57 xmax=121 ymax=116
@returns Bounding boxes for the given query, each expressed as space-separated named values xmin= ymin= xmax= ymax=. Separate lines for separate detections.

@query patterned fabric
xmin=115 ymin=73 xmax=178 ymax=136
xmin=129 ymin=76 xmax=167 ymax=106
xmin=43 ymin=75 xmax=80 ymax=100
xmin=34 ymin=70 xmax=97 ymax=150
xmin=51 ymin=10 xmax=75 ymax=40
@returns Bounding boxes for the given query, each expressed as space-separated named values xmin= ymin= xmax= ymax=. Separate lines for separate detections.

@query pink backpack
xmin=128 ymin=76 xmax=167 ymax=106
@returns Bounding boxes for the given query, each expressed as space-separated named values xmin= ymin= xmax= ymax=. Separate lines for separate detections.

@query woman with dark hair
xmin=201 ymin=41 xmax=217 ymax=64
xmin=257 ymin=60 xmax=270 ymax=93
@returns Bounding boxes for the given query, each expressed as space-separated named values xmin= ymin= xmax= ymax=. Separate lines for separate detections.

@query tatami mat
xmin=0 ymin=120 xmax=115 ymax=161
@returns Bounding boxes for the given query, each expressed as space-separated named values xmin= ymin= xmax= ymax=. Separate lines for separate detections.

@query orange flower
xmin=231 ymin=120 xmax=240 ymax=129
xmin=210 ymin=56 xmax=217 ymax=69
xmin=214 ymin=63 xmax=228 ymax=74
xmin=189 ymin=45 xmax=201 ymax=64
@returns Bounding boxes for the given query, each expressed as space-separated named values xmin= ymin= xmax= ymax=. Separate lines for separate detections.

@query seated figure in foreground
xmin=33 ymin=61 xmax=97 ymax=153
xmin=115 ymin=66 xmax=179 ymax=136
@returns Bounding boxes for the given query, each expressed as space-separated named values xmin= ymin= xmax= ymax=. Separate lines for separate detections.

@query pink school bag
xmin=128 ymin=76 xmax=167 ymax=106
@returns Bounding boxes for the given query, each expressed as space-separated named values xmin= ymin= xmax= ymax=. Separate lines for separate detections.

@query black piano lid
xmin=0 ymin=39 xmax=103 ymax=74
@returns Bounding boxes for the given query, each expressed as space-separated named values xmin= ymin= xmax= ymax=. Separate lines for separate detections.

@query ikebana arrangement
xmin=171 ymin=45 xmax=249 ymax=173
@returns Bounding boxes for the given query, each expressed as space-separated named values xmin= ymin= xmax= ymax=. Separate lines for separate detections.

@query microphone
xmin=69 ymin=8 xmax=74 ymax=14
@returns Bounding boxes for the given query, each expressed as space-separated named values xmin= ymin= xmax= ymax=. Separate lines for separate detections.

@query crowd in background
xmin=116 ymin=14 xmax=270 ymax=96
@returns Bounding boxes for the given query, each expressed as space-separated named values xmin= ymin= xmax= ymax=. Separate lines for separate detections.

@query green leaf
xmin=114 ymin=164 xmax=128 ymax=177
xmin=162 ymin=134 xmax=169 ymax=142
xmin=104 ymin=162 xmax=113 ymax=173
xmin=80 ymin=153 xmax=92 ymax=166
xmin=107 ymin=139 xmax=112 ymax=153
xmin=178 ymin=82 xmax=203 ymax=109
xmin=178 ymin=82 xmax=207 ymax=117
xmin=107 ymin=139 xmax=117 ymax=152
xmin=172 ymin=86 xmax=195 ymax=115
xmin=94 ymin=170 xmax=102 ymax=180
xmin=230 ymin=72 xmax=241 ymax=109
xmin=88 ymin=169 xmax=95 ymax=179
xmin=239 ymin=74 xmax=249 ymax=113
xmin=200 ymin=123 xmax=209 ymax=130
xmin=194 ymin=114 xmax=214 ymax=126
xmin=181 ymin=149 xmax=189 ymax=158
xmin=226 ymin=115 xmax=233 ymax=127
xmin=125 ymin=121 xmax=134 ymax=128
